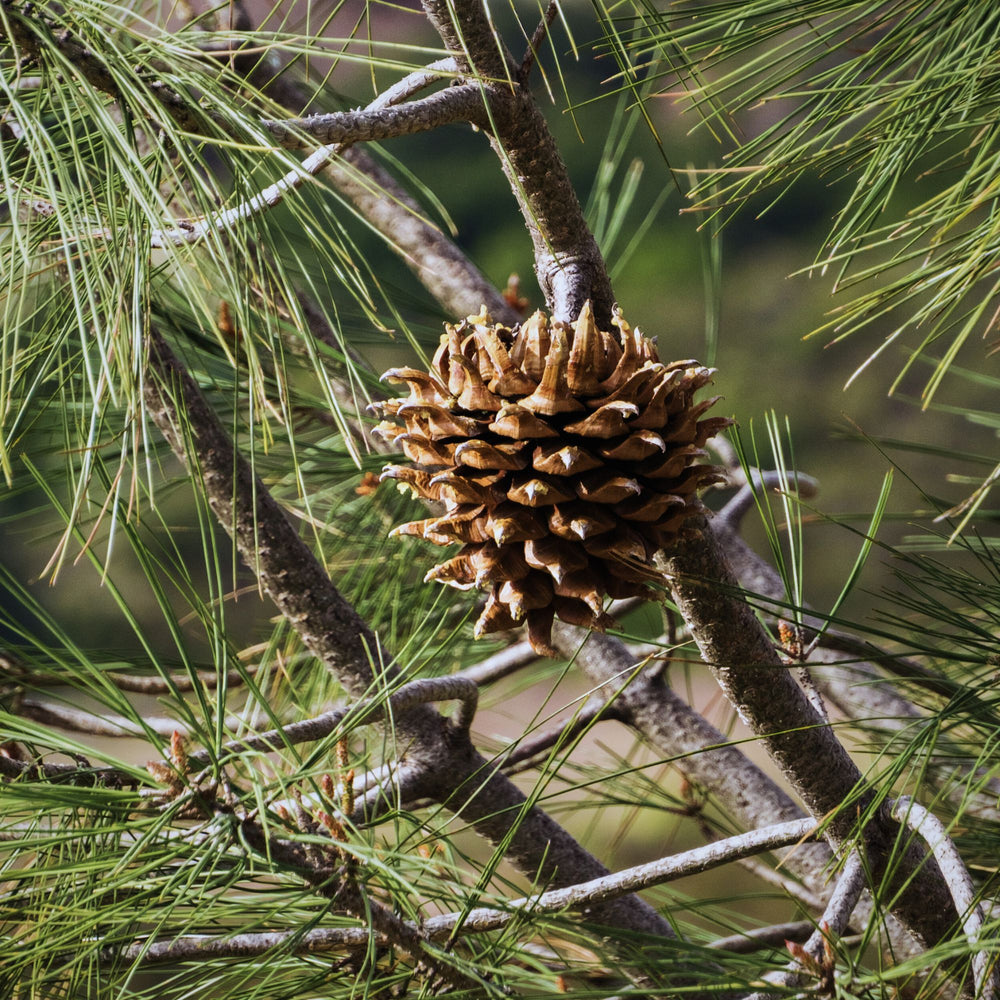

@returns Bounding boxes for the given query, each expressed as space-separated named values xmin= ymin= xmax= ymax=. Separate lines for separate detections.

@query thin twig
xmin=519 ymin=0 xmax=558 ymax=81
xmin=18 ymin=700 xmax=251 ymax=739
xmin=261 ymin=58 xmax=461 ymax=147
xmin=147 ymin=84 xmax=486 ymax=248
xmin=108 ymin=818 xmax=819 ymax=964
xmin=734 ymin=856 xmax=827 ymax=913
xmin=501 ymin=694 xmax=623 ymax=775
xmin=426 ymin=817 xmax=818 ymax=933
xmin=892 ymin=797 xmax=1000 ymax=1000
xmin=811 ymin=851 xmax=866 ymax=941
xmin=709 ymin=920 xmax=816 ymax=954
xmin=167 ymin=676 xmax=479 ymax=773
xmin=745 ymin=850 xmax=866 ymax=1000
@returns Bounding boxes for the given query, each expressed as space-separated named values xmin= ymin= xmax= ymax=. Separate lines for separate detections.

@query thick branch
xmin=420 ymin=0 xmax=613 ymax=323
xmin=663 ymin=519 xmax=961 ymax=948
xmin=557 ymin=626 xmax=835 ymax=893
xmin=141 ymin=327 xmax=676 ymax=943
xmin=145 ymin=329 xmax=390 ymax=699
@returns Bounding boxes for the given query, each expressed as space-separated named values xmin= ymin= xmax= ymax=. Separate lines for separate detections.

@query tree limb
xmin=709 ymin=920 xmax=817 ymax=954
xmin=663 ymin=520 xmax=961 ymax=949
xmin=556 ymin=626 xmax=836 ymax=895
xmin=746 ymin=850 xmax=867 ymax=1000
xmin=893 ymin=796 xmax=1000 ymax=1000
xmin=146 ymin=84 xmax=486 ymax=248
xmin=108 ymin=817 xmax=818 ymax=965
xmin=420 ymin=0 xmax=614 ymax=323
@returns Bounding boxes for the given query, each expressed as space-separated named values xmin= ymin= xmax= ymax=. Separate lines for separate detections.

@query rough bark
xmin=664 ymin=520 xmax=961 ymax=948
xmin=421 ymin=0 xmax=614 ymax=324
xmin=559 ymin=627 xmax=834 ymax=892
xmin=416 ymin=0 xmax=965 ymax=956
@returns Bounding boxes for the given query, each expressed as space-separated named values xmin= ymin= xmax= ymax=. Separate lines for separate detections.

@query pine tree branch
xmin=746 ymin=851 xmax=866 ymax=1000
xmin=453 ymin=638 xmax=537 ymax=686
xmin=555 ymin=626 xmax=836 ymax=895
xmin=713 ymin=486 xmax=1000 ymax=823
xmin=1 ymin=8 xmax=480 ymax=149
xmin=18 ymin=699 xmax=251 ymax=738
xmin=261 ymin=80 xmax=482 ymax=150
xmin=420 ymin=0 xmax=614 ymax=324
xmin=893 ymin=797 xmax=1000 ymax=1000
xmin=145 ymin=83 xmax=486 ymax=248
xmin=663 ymin=521 xmax=961 ymax=949
xmin=173 ymin=676 xmax=479 ymax=773
xmin=709 ymin=921 xmax=817 ymax=954
xmin=440 ymin=817 xmax=816 ymax=930
xmin=228 ymin=798 xmax=491 ymax=994
xmin=108 ymin=817 xmax=818 ymax=965
xmin=0 ymin=754 xmax=139 ymax=785
xmin=236 ymin=55 xmax=521 ymax=326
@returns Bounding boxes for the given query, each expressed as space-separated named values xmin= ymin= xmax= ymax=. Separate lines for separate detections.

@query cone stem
xmin=421 ymin=0 xmax=614 ymax=325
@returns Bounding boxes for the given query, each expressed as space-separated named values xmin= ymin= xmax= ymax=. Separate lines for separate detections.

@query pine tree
xmin=1 ymin=2 xmax=998 ymax=997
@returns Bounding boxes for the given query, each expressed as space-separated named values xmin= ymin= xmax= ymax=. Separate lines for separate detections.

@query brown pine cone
xmin=373 ymin=302 xmax=730 ymax=656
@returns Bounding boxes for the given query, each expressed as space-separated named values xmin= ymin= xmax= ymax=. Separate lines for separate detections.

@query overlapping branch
xmin=2 ymin=1 xmax=987 ymax=993
xmin=107 ymin=817 xmax=817 ymax=965
xmin=142 ymin=327 xmax=677 ymax=945
xmin=411 ymin=0 xmax=964 ymax=960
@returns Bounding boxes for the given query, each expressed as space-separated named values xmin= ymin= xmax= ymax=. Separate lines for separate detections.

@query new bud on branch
xmin=374 ymin=302 xmax=731 ymax=655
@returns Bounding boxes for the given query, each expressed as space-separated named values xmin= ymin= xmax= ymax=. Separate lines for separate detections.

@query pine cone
xmin=373 ymin=302 xmax=730 ymax=656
